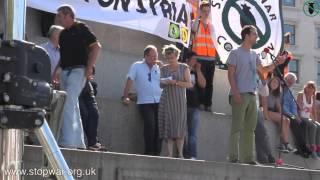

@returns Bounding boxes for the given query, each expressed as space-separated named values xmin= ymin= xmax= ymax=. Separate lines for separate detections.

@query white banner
xmin=210 ymin=0 xmax=283 ymax=64
xmin=27 ymin=0 xmax=192 ymax=46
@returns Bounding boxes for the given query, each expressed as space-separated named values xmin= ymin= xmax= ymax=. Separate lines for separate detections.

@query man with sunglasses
xmin=122 ymin=45 xmax=162 ymax=156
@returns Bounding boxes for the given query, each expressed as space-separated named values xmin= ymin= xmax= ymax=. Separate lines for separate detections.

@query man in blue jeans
xmin=53 ymin=5 xmax=101 ymax=149
xmin=184 ymin=51 xmax=206 ymax=159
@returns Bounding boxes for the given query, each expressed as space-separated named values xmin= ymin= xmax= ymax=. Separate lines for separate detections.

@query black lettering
xmin=136 ymin=0 xmax=147 ymax=13
xmin=113 ymin=0 xmax=130 ymax=12
xmin=114 ymin=0 xmax=120 ymax=10
xmin=217 ymin=36 xmax=233 ymax=51
xmin=84 ymin=0 xmax=89 ymax=2
xmin=267 ymin=43 xmax=274 ymax=50
xmin=177 ymin=4 xmax=188 ymax=26
xmin=121 ymin=0 xmax=130 ymax=12
xmin=212 ymin=3 xmax=221 ymax=9
xmin=217 ymin=36 xmax=226 ymax=45
xmin=160 ymin=0 xmax=172 ymax=20
xmin=98 ymin=0 xmax=113 ymax=7
xmin=261 ymin=0 xmax=267 ymax=3
xmin=270 ymin=14 xmax=277 ymax=21
xmin=150 ymin=0 xmax=161 ymax=15
xmin=259 ymin=53 xmax=264 ymax=59
xmin=171 ymin=1 xmax=177 ymax=21
xmin=224 ymin=43 xmax=233 ymax=52
xmin=265 ymin=5 xmax=271 ymax=13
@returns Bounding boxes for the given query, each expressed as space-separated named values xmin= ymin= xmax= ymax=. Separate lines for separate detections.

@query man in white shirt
xmin=41 ymin=25 xmax=64 ymax=77
xmin=122 ymin=45 xmax=162 ymax=156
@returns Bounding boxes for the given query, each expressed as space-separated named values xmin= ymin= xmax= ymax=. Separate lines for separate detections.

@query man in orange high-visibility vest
xmin=191 ymin=0 xmax=217 ymax=112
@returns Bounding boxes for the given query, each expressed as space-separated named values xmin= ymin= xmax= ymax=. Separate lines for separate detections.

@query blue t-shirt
xmin=227 ymin=47 xmax=261 ymax=95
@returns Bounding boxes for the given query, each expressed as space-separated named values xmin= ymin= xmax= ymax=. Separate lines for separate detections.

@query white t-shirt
xmin=300 ymin=93 xmax=313 ymax=119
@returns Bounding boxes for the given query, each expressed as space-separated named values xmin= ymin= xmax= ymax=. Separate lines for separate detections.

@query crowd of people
xmin=35 ymin=1 xmax=320 ymax=164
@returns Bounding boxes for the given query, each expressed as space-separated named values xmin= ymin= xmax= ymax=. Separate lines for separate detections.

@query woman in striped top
xmin=158 ymin=44 xmax=192 ymax=158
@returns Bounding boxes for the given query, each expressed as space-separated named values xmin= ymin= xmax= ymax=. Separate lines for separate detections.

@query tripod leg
xmin=34 ymin=120 xmax=74 ymax=180
xmin=0 ymin=129 xmax=24 ymax=180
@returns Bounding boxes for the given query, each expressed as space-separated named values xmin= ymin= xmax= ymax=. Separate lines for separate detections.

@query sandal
xmin=88 ymin=143 xmax=107 ymax=151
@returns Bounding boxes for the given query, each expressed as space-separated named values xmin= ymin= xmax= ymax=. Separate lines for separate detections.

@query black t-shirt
xmin=59 ymin=22 xmax=97 ymax=69
xmin=187 ymin=71 xmax=200 ymax=108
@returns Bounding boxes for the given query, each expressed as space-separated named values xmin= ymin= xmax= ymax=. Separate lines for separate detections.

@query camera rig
xmin=0 ymin=40 xmax=52 ymax=129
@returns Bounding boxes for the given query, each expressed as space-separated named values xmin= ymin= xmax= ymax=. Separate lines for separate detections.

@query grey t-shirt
xmin=227 ymin=47 xmax=261 ymax=95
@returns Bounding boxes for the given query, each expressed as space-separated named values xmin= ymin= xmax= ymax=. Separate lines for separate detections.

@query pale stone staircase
xmin=22 ymin=99 xmax=320 ymax=179
xmin=22 ymin=70 xmax=320 ymax=179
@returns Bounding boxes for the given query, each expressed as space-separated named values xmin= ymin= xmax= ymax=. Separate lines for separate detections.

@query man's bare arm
xmin=86 ymin=42 xmax=101 ymax=79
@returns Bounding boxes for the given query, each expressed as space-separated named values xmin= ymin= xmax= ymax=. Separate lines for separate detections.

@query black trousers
xmin=138 ymin=103 xmax=161 ymax=156
xmin=198 ymin=60 xmax=215 ymax=107
xmin=289 ymin=117 xmax=310 ymax=156
xmin=79 ymin=81 xmax=99 ymax=147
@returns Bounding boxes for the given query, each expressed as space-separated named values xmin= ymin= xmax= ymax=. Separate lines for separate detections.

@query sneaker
xmin=267 ymin=155 xmax=276 ymax=163
xmin=295 ymin=150 xmax=309 ymax=158
xmin=286 ymin=143 xmax=297 ymax=153
xmin=311 ymin=152 xmax=320 ymax=160
xmin=278 ymin=144 xmax=289 ymax=153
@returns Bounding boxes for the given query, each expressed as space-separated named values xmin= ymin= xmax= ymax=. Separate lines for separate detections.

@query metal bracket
xmin=0 ymin=105 xmax=45 ymax=129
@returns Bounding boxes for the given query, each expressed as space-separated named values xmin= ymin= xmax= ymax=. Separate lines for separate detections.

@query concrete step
xmin=23 ymin=145 xmax=320 ymax=180
xmin=95 ymin=98 xmax=320 ymax=170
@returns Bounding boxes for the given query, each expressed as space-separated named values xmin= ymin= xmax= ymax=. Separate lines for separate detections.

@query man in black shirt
xmin=184 ymin=51 xmax=206 ymax=159
xmin=53 ymin=4 xmax=101 ymax=149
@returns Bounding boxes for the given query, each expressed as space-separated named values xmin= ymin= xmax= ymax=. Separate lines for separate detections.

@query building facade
xmin=282 ymin=0 xmax=320 ymax=88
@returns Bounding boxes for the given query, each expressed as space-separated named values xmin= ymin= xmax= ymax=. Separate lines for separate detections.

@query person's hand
xmin=296 ymin=118 xmax=302 ymax=124
xmin=263 ymin=113 xmax=270 ymax=121
xmin=233 ymin=93 xmax=242 ymax=104
xmin=195 ymin=62 xmax=202 ymax=72
xmin=292 ymin=115 xmax=302 ymax=124
xmin=86 ymin=67 xmax=93 ymax=80
xmin=122 ymin=97 xmax=130 ymax=106
xmin=52 ymin=72 xmax=60 ymax=85
xmin=275 ymin=54 xmax=287 ymax=65
xmin=167 ymin=79 xmax=177 ymax=85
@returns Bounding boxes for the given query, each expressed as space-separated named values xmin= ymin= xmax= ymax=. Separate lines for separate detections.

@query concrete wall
xmin=23 ymin=146 xmax=320 ymax=180
xmin=96 ymin=96 xmax=320 ymax=170
xmin=5 ymin=4 xmax=317 ymax=94
xmin=97 ymin=98 xmax=231 ymax=161
xmin=25 ymin=7 xmax=170 ymax=99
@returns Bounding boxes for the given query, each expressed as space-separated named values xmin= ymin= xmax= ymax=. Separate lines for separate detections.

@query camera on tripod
xmin=0 ymin=40 xmax=53 ymax=129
